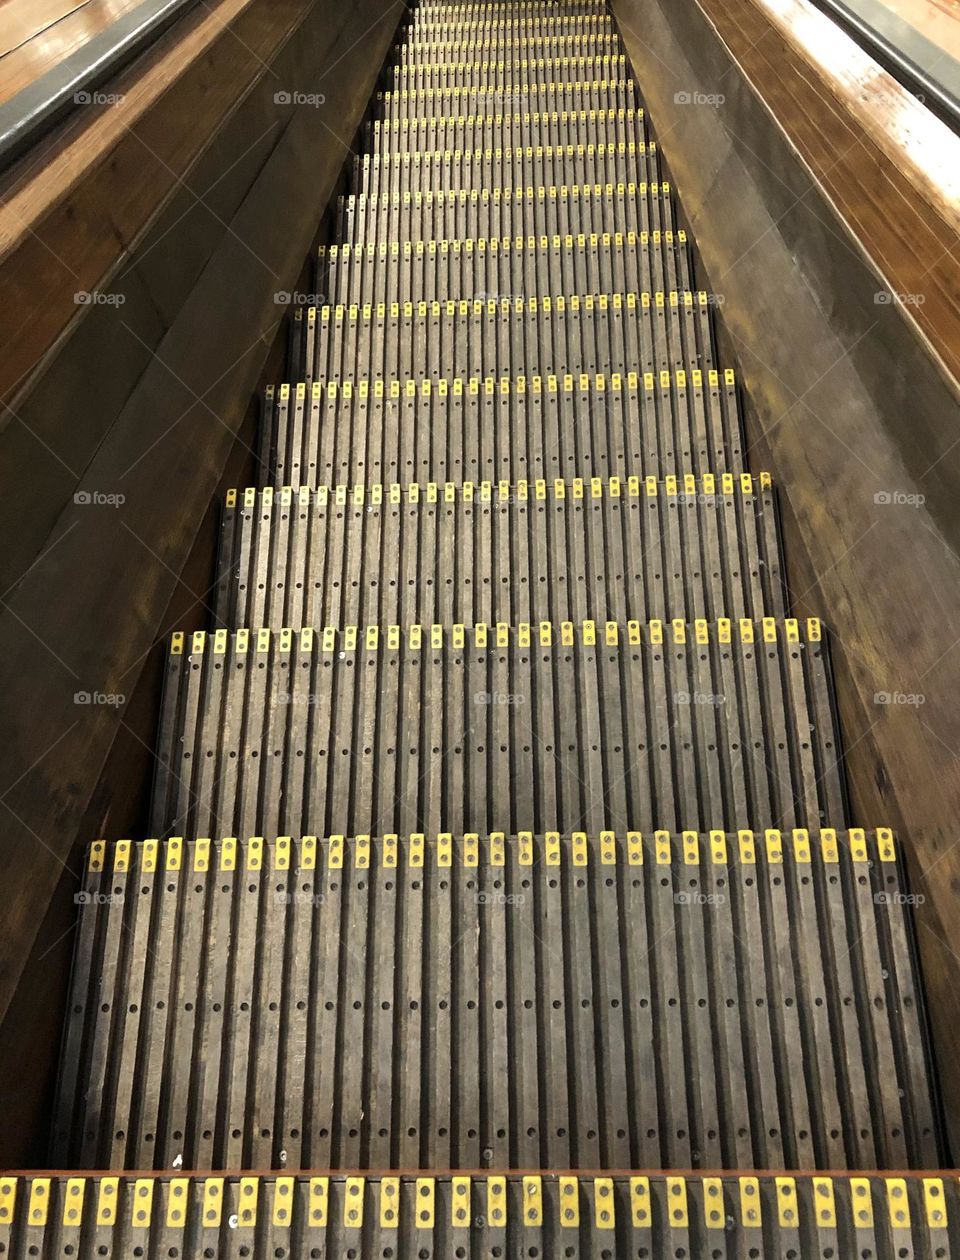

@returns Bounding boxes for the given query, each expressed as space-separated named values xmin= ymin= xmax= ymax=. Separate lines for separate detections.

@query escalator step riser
xmin=290 ymin=291 xmax=712 ymax=384
xmin=258 ymin=373 xmax=742 ymax=487
xmin=54 ymin=832 xmax=936 ymax=1172
xmin=335 ymin=185 xmax=680 ymax=246
xmin=317 ymin=232 xmax=691 ymax=305
xmin=386 ymin=57 xmax=630 ymax=88
xmin=394 ymin=37 xmax=622 ymax=58
xmin=149 ymin=621 xmax=845 ymax=840
xmin=353 ymin=146 xmax=660 ymax=196
xmin=7 ymin=1172 xmax=951 ymax=1258
xmin=363 ymin=112 xmax=646 ymax=154
xmin=377 ymin=80 xmax=640 ymax=118
xmin=404 ymin=13 xmax=616 ymax=28
xmin=332 ymin=192 xmax=675 ymax=267
xmin=214 ymin=476 xmax=784 ymax=628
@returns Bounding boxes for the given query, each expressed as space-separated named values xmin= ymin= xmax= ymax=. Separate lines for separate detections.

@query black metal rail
xmin=0 ymin=0 xmax=199 ymax=173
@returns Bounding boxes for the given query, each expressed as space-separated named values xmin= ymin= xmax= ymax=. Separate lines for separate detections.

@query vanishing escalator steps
xmin=53 ymin=833 xmax=939 ymax=1171
xmin=149 ymin=619 xmax=844 ymax=839
xmin=214 ymin=475 xmax=783 ymax=628
xmin=4 ymin=1173 xmax=956 ymax=1255
xmin=35 ymin=0 xmax=949 ymax=1245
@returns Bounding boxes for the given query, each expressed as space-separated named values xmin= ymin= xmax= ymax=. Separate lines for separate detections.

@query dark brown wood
xmin=612 ymin=0 xmax=960 ymax=1148
xmin=0 ymin=0 xmax=405 ymax=1033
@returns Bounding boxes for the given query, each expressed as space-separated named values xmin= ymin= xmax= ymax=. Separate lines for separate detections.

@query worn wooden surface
xmin=0 ymin=0 xmax=144 ymax=103
xmin=612 ymin=0 xmax=960 ymax=1147
xmin=0 ymin=0 xmax=405 ymax=1031
xmin=2 ymin=1172 xmax=958 ymax=1255
xmin=55 ymin=833 xmax=939 ymax=1171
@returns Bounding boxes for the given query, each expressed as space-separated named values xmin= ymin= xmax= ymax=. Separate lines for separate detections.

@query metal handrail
xmin=0 ymin=0 xmax=200 ymax=173
xmin=805 ymin=0 xmax=960 ymax=133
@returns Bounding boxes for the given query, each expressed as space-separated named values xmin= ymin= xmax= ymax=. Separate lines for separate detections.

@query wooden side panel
xmin=611 ymin=0 xmax=960 ymax=1145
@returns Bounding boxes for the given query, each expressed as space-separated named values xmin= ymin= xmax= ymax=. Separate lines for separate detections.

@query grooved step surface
xmin=53 ymin=832 xmax=938 ymax=1171
xmin=335 ymin=184 xmax=679 ymax=244
xmin=215 ymin=476 xmax=783 ymax=628
xmin=4 ymin=1172 xmax=957 ymax=1256
xmin=290 ymin=290 xmax=712 ymax=384
xmin=354 ymin=145 xmax=662 ymax=195
xmin=318 ymin=230 xmax=692 ymax=304
xmin=363 ymin=109 xmax=646 ymax=156
xmin=150 ymin=620 xmax=845 ymax=839
xmin=258 ymin=372 xmax=743 ymax=487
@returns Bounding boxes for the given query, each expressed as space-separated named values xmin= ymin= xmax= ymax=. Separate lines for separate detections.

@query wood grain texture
xmin=0 ymin=0 xmax=405 ymax=1030
xmin=696 ymin=0 xmax=960 ymax=384
xmin=612 ymin=0 xmax=960 ymax=1146
xmin=0 ymin=0 xmax=145 ymax=104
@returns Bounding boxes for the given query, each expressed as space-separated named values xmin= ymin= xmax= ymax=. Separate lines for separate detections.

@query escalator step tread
xmin=148 ymin=619 xmax=846 ymax=839
xmin=51 ymin=831 xmax=938 ymax=1171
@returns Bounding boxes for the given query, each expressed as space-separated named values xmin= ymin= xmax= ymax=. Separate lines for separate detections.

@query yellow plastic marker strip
xmin=27 ymin=1178 xmax=50 ymax=1227
xmin=451 ymin=1176 xmax=471 ymax=1228
xmin=132 ymin=1179 xmax=154 ymax=1227
xmin=924 ymin=1177 xmax=947 ymax=1228
xmin=202 ymin=1178 xmax=224 ymax=1228
xmin=309 ymin=1178 xmax=328 ymax=1227
xmin=813 ymin=1177 xmax=836 ymax=1228
xmin=166 ymin=1179 xmax=189 ymax=1229
xmin=560 ymin=1176 xmax=580 ymax=1227
xmin=523 ymin=1176 xmax=543 ymax=1226
xmin=63 ymin=1177 xmax=85 ymax=1227
xmin=379 ymin=1177 xmax=400 ymax=1229
xmin=740 ymin=1177 xmax=761 ymax=1227
xmin=850 ymin=1178 xmax=874 ymax=1228
xmin=703 ymin=1178 xmax=724 ymax=1229
xmin=344 ymin=1177 xmax=364 ymax=1229
xmin=666 ymin=1176 xmax=688 ymax=1227
xmin=594 ymin=1178 xmax=615 ymax=1229
xmin=630 ymin=1176 xmax=650 ymax=1227
xmin=877 ymin=827 xmax=896 ymax=861
xmin=488 ymin=1176 xmax=507 ymax=1227
xmin=238 ymin=1177 xmax=258 ymax=1227
xmin=97 ymin=1178 xmax=120 ymax=1226
xmin=0 ymin=1178 xmax=15 ymax=1224
xmin=272 ymin=1178 xmax=295 ymax=1227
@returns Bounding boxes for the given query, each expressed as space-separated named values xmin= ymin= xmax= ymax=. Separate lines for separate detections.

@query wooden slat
xmin=52 ymin=832 xmax=939 ymax=1169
